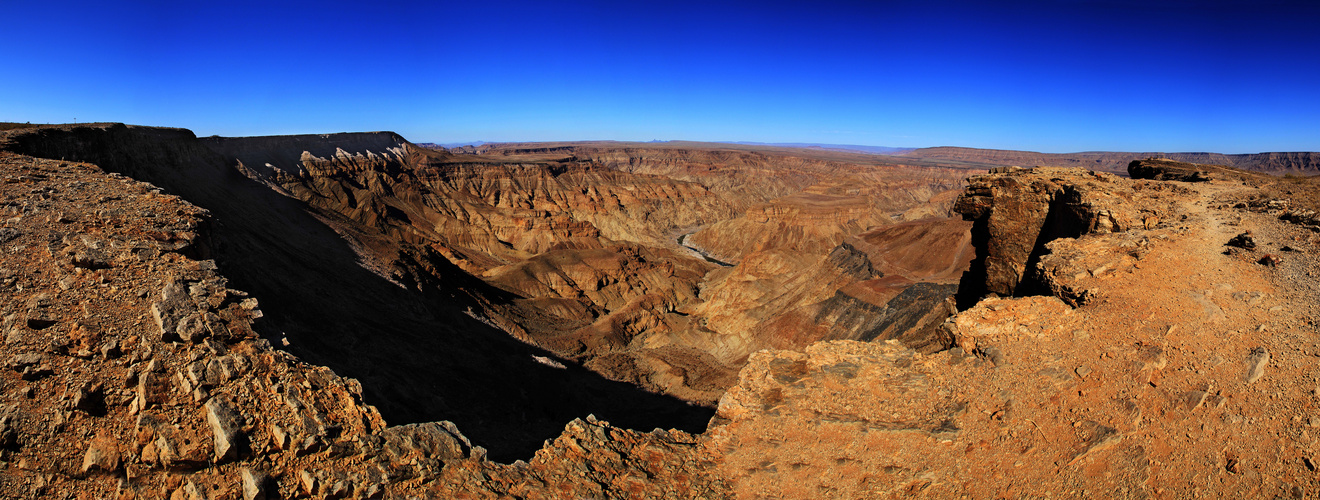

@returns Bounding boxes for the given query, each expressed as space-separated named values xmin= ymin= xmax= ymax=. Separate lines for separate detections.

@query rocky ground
xmin=704 ymin=164 xmax=1320 ymax=498
xmin=2 ymin=126 xmax=1319 ymax=498
xmin=0 ymin=151 xmax=471 ymax=498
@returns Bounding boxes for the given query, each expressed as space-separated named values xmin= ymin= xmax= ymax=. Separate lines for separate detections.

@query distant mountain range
xmin=417 ymin=140 xmax=1320 ymax=174
xmin=723 ymin=142 xmax=915 ymax=155
xmin=420 ymin=140 xmax=914 ymax=155
xmin=417 ymin=141 xmax=488 ymax=149
xmin=899 ymin=147 xmax=1320 ymax=174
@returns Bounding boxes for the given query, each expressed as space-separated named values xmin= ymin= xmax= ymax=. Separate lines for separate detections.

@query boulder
xmin=1226 ymin=232 xmax=1257 ymax=250
xmin=8 ymin=353 xmax=44 ymax=371
xmin=1244 ymin=347 xmax=1270 ymax=383
xmin=1127 ymin=158 xmax=1215 ymax=181
xmin=0 ymin=408 xmax=18 ymax=448
xmin=153 ymin=426 xmax=210 ymax=469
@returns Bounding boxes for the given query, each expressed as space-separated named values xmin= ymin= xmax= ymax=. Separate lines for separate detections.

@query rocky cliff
xmin=476 ymin=141 xmax=986 ymax=213
xmin=0 ymin=124 xmax=982 ymax=498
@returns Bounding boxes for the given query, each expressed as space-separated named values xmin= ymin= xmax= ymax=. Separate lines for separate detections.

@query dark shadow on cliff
xmin=1 ymin=124 xmax=715 ymax=461
xmin=1012 ymin=188 xmax=1088 ymax=297
xmin=954 ymin=214 xmax=991 ymax=310
xmin=954 ymin=183 xmax=1091 ymax=308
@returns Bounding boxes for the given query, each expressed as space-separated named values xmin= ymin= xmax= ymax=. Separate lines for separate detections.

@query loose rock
xmin=1227 ymin=232 xmax=1257 ymax=250
xmin=1245 ymin=347 xmax=1270 ymax=384
xmin=80 ymin=431 xmax=120 ymax=474
xmin=205 ymin=396 xmax=244 ymax=462
xmin=240 ymin=468 xmax=267 ymax=500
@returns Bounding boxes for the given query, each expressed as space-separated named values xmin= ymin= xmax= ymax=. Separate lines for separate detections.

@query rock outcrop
xmin=953 ymin=167 xmax=1178 ymax=304
xmin=1125 ymin=157 xmax=1267 ymax=183
xmin=1128 ymin=158 xmax=1215 ymax=182
xmin=0 ymin=151 xmax=438 ymax=497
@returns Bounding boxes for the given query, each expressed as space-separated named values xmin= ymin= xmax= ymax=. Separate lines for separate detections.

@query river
xmin=678 ymin=232 xmax=734 ymax=267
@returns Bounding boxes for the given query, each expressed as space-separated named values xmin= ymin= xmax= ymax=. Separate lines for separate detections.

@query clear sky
xmin=2 ymin=1 xmax=1317 ymax=153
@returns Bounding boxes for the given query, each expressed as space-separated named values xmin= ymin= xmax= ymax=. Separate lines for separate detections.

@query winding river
xmin=678 ymin=232 xmax=734 ymax=267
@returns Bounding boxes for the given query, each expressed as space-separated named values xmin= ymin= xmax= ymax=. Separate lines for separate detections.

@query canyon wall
xmin=201 ymin=131 xmax=979 ymax=404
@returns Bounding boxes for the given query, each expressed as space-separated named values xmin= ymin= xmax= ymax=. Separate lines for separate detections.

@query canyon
xmin=200 ymin=131 xmax=983 ymax=407
xmin=1 ymin=123 xmax=1319 ymax=498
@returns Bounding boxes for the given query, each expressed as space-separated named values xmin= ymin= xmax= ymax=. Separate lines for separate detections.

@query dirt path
xmin=1056 ymin=180 xmax=1320 ymax=497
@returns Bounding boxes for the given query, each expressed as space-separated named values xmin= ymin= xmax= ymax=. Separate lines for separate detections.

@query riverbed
xmin=678 ymin=232 xmax=733 ymax=267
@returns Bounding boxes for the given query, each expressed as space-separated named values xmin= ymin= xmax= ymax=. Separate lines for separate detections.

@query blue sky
xmin=2 ymin=1 xmax=1317 ymax=153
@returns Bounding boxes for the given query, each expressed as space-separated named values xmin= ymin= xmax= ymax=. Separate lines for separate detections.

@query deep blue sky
xmin=3 ymin=1 xmax=1317 ymax=153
